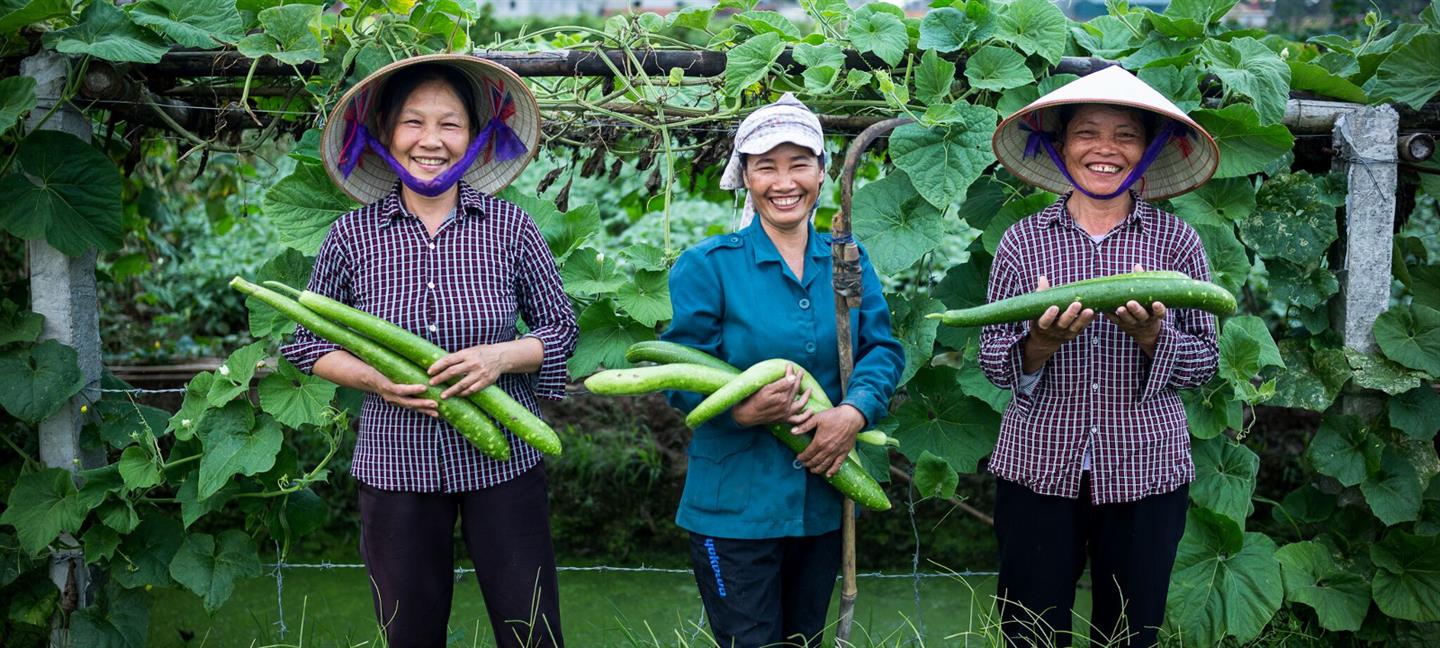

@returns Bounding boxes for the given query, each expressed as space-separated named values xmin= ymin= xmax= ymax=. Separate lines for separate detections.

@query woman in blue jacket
xmin=660 ymin=94 xmax=905 ymax=647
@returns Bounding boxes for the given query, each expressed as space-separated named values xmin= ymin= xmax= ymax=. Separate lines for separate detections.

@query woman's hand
xmin=791 ymin=404 xmax=865 ymax=477
xmin=428 ymin=345 xmax=510 ymax=399
xmin=1022 ymin=274 xmax=1096 ymax=372
xmin=1105 ymin=264 xmax=1167 ymax=356
xmin=731 ymin=363 xmax=814 ymax=428
xmin=373 ymin=380 xmax=439 ymax=418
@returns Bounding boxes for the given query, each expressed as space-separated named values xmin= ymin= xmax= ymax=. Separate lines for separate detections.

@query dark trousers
xmin=357 ymin=464 xmax=563 ymax=648
xmin=993 ymin=476 xmax=1188 ymax=648
xmin=688 ymin=530 xmax=842 ymax=648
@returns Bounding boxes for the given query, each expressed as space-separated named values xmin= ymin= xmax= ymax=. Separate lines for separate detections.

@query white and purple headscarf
xmin=721 ymin=93 xmax=826 ymax=229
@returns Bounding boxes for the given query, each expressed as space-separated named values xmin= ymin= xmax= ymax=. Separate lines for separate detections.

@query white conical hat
xmin=321 ymin=54 xmax=541 ymax=204
xmin=991 ymin=65 xmax=1220 ymax=200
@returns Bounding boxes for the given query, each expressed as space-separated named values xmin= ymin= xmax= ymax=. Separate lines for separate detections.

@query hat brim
xmin=321 ymin=54 xmax=541 ymax=204
xmin=991 ymin=66 xmax=1220 ymax=201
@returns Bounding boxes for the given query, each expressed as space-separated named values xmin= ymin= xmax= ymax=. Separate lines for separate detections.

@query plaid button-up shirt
xmin=978 ymin=195 xmax=1219 ymax=504
xmin=281 ymin=183 xmax=578 ymax=492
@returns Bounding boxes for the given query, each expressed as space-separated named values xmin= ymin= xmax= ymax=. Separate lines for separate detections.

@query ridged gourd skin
xmin=928 ymin=272 xmax=1236 ymax=327
xmin=231 ymin=277 xmax=511 ymax=460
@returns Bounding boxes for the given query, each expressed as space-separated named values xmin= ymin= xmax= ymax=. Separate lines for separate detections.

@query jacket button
xmin=792 ymin=459 xmax=804 ymax=470
xmin=804 ymin=342 xmax=816 ymax=353
xmin=798 ymin=298 xmax=810 ymax=309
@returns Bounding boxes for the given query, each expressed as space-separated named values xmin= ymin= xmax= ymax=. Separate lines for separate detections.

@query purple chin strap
xmin=340 ymin=123 xmax=487 ymax=197
xmin=1021 ymin=117 xmax=1193 ymax=200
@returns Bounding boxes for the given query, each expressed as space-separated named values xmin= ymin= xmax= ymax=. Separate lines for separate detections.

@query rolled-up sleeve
xmin=978 ymin=236 xmax=1030 ymax=391
xmin=514 ymin=215 xmax=579 ymax=401
xmin=280 ymin=225 xmax=351 ymax=374
xmin=841 ymin=246 xmax=905 ymax=426
xmin=1140 ymin=230 xmax=1220 ymax=400
xmin=660 ymin=248 xmax=724 ymax=414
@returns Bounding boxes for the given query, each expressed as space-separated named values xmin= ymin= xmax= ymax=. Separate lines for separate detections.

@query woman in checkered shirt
xmin=978 ymin=67 xmax=1223 ymax=647
xmin=280 ymin=56 xmax=575 ymax=648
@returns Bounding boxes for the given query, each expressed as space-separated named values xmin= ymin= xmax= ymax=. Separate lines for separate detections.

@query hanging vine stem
xmin=142 ymin=84 xmax=295 ymax=155
xmin=618 ymin=40 xmax=680 ymax=254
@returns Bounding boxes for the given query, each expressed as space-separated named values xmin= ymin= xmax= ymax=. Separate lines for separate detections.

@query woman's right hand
xmin=730 ymin=363 xmax=813 ymax=428
xmin=373 ymin=379 xmax=439 ymax=418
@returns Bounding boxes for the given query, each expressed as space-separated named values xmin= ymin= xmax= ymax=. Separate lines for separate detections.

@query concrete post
xmin=21 ymin=50 xmax=103 ymax=643
xmin=1331 ymin=105 xmax=1400 ymax=353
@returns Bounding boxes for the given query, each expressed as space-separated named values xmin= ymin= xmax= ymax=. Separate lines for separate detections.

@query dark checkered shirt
xmin=281 ymin=183 xmax=578 ymax=492
xmin=978 ymin=195 xmax=1219 ymax=504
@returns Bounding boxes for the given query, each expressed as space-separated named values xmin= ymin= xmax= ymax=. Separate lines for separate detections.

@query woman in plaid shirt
xmin=979 ymin=67 xmax=1223 ymax=647
xmin=280 ymin=56 xmax=575 ymax=648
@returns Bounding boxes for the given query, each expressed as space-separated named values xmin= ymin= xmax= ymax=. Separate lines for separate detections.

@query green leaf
xmin=615 ymin=269 xmax=671 ymax=328
xmin=263 ymin=162 xmax=356 ymax=255
xmin=1275 ymin=541 xmax=1370 ymax=632
xmin=97 ymin=499 xmax=139 ymax=534
xmin=1345 ymin=348 xmax=1426 ymax=395
xmin=1182 ymin=382 xmax=1241 ymax=439
xmin=1371 ymin=531 xmax=1440 ymax=622
xmin=0 ymin=0 xmax=70 ymax=34
xmin=793 ymin=42 xmax=845 ymax=70
xmin=1189 ymin=223 xmax=1249 ymax=298
xmin=889 ymin=106 xmax=998 ymax=210
xmin=1269 ymin=341 xmax=1347 ymax=412
xmin=246 ymin=248 xmax=313 ymax=338
xmin=1148 ymin=0 xmax=1237 ymax=38
xmin=236 ymin=4 xmax=325 ymax=65
xmin=963 ymin=45 xmax=1034 ymax=92
xmin=1362 ymin=445 xmax=1425 ymax=526
xmin=993 ymin=0 xmax=1068 ymax=66
xmin=1288 ymin=60 xmax=1368 ymax=104
xmin=1307 ymin=414 xmax=1381 ymax=487
xmin=852 ymin=171 xmax=946 ymax=275
xmin=1374 ymin=305 xmax=1440 ymax=378
xmin=167 ymin=371 xmax=215 ymax=439
xmin=1239 ymin=172 xmax=1341 ymax=264
xmin=497 ymin=190 xmax=600 ymax=262
xmin=0 ymin=468 xmax=90 ymax=554
xmin=1390 ymin=386 xmax=1440 ymax=441
xmin=887 ymin=293 xmax=942 ymax=388
xmin=169 ymin=530 xmax=261 ymax=612
xmin=70 ymin=581 xmax=149 ymax=648
xmin=177 ymin=475 xmax=231 ymax=529
xmin=1267 ymin=261 xmax=1339 ymax=311
xmin=801 ymin=66 xmax=839 ymax=93
xmin=206 ymin=341 xmax=269 ymax=407
xmin=724 ymin=32 xmax=784 ymax=96
xmin=117 ymin=446 xmax=161 ymax=491
xmin=258 ymin=358 xmax=336 ymax=429
xmin=197 ymin=403 xmax=282 ymax=499
xmin=958 ymin=362 xmax=1010 ymax=413
xmin=1217 ymin=315 xmax=1282 ymax=389
xmin=0 ymin=339 xmax=84 ymax=425
xmin=1199 ymin=37 xmax=1291 ymax=125
xmin=733 ymin=10 xmax=799 ymax=41
xmin=669 ymin=5 xmax=715 ymax=31
xmin=1170 ymin=177 xmax=1255 ymax=226
xmin=0 ymin=76 xmax=35 ymax=136
xmin=1166 ymin=508 xmax=1283 ymax=646
xmin=1273 ymin=483 xmax=1335 ymax=525
xmin=913 ymin=451 xmax=959 ymax=500
xmin=981 ymin=192 xmax=1054 ymax=255
xmin=0 ymin=301 xmax=42 ymax=345
xmin=1071 ymin=16 xmax=1143 ymax=59
xmin=1411 ymin=264 xmax=1440 ymax=313
xmin=890 ymin=366 xmax=1001 ymax=473
xmin=130 ymin=0 xmax=244 ymax=48
xmin=1190 ymin=436 xmax=1259 ymax=527
xmin=1137 ymin=66 xmax=1204 ymax=113
xmin=846 ymin=8 xmax=908 ymax=66
xmin=560 ymin=248 xmax=625 ymax=296
xmin=0 ymin=130 xmax=123 ymax=256
xmin=914 ymin=49 xmax=956 ymax=106
xmin=1364 ymin=33 xmax=1440 ymax=110
xmin=111 ymin=516 xmax=182 ymax=589
xmin=568 ymin=300 xmax=654 ymax=378
xmin=1190 ymin=105 xmax=1294 ymax=180
xmin=83 ymin=525 xmax=121 ymax=565
xmin=917 ymin=7 xmax=974 ymax=53
xmin=41 ymin=1 xmax=168 ymax=64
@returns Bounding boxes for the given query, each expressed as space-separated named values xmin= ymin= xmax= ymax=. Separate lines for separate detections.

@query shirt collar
xmin=1036 ymin=190 xmax=1152 ymax=232
xmin=744 ymin=217 xmax=832 ymax=266
xmin=377 ymin=181 xmax=486 ymax=228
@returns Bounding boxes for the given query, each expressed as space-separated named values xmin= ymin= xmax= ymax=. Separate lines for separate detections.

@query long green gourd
xmin=927 ymin=271 xmax=1236 ymax=327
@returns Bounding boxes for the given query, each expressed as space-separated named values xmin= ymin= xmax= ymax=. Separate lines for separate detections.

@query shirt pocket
xmin=682 ymin=431 xmax=759 ymax=515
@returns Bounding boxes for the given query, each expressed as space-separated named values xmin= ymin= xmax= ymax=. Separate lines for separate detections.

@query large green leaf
xmin=130 ymin=0 xmax=244 ymax=48
xmin=1217 ymin=315 xmax=1283 ymax=391
xmin=888 ymin=366 xmax=1000 ymax=473
xmin=117 ymin=446 xmax=161 ymax=492
xmin=0 ymin=0 xmax=70 ymax=34
xmin=206 ymin=341 xmax=269 ymax=407
xmin=0 ymin=131 xmax=123 ymax=256
xmin=1362 ymin=446 xmax=1425 ymax=526
xmin=1166 ymin=508 xmax=1283 ymax=646
xmin=1199 ymin=37 xmax=1291 ymax=125
xmin=95 ymin=400 xmax=170 ymax=449
xmin=793 ymin=42 xmax=845 ymax=70
xmin=913 ymin=451 xmax=959 ymax=500
xmin=169 ymin=530 xmax=261 ymax=612
xmin=111 ymin=515 xmax=182 ymax=589
xmin=0 ymin=301 xmax=43 ymax=346
xmin=1182 ymin=381 xmax=1241 ymax=439
xmin=0 ymin=76 xmax=35 ymax=137
xmin=1371 ymin=531 xmax=1440 ymax=622
xmin=1275 ymin=541 xmax=1370 ymax=632
xmin=963 ymin=46 xmax=1034 ymax=92
xmin=41 ymin=1 xmax=168 ymax=64
xmin=1191 ymin=436 xmax=1259 ymax=527
xmin=1374 ymin=305 xmax=1440 ymax=378
xmin=1267 ymin=260 xmax=1338 ymax=311
xmin=615 ymin=269 xmax=671 ymax=328
xmin=889 ymin=106 xmax=997 ymax=210
xmin=196 ymin=403 xmax=282 ymax=499
xmin=1307 ymin=414 xmax=1381 ymax=487
xmin=914 ymin=49 xmax=957 ymax=106
xmin=917 ymin=7 xmax=974 ymax=53
xmin=1389 ymin=386 xmax=1440 ymax=441
xmin=70 ymin=581 xmax=149 ymax=648
xmin=887 ymin=293 xmax=942 ymax=388
xmin=167 ymin=371 xmax=215 ymax=439
xmin=568 ymin=300 xmax=654 ymax=378
xmin=1169 ymin=177 xmax=1255 ymax=226
xmin=258 ymin=358 xmax=336 ymax=429
xmin=177 ymin=475 xmax=231 ymax=529
xmin=852 ymin=171 xmax=945 ymax=275
xmin=235 ymin=4 xmax=325 ymax=65
xmin=1288 ymin=60 xmax=1368 ymax=103
xmin=1149 ymin=0 xmax=1237 ymax=37
xmin=0 ymin=468 xmax=90 ymax=554
xmin=958 ymin=362 xmax=1010 ymax=413
xmin=1189 ymin=222 xmax=1249 ymax=298
xmin=1191 ymin=105 xmax=1294 ymax=179
xmin=733 ymin=10 xmax=800 ymax=41
xmin=1137 ymin=66 xmax=1203 ymax=113
xmin=846 ymin=7 xmax=907 ymax=66
xmin=263 ymin=162 xmax=355 ymax=255
xmin=0 ymin=339 xmax=84 ymax=425
xmin=723 ymin=33 xmax=784 ymax=96
xmin=246 ymin=248 xmax=312 ymax=338
xmin=1238 ymin=172 xmax=1341 ymax=264
xmin=1272 ymin=483 xmax=1336 ymax=526
xmin=981 ymin=192 xmax=1053 ymax=255
xmin=993 ymin=0 xmax=1068 ymax=65
xmin=1346 ymin=348 xmax=1426 ymax=395
xmin=1364 ymin=33 xmax=1440 ymax=110
xmin=560 ymin=248 xmax=625 ymax=296
xmin=1269 ymin=341 xmax=1347 ymax=412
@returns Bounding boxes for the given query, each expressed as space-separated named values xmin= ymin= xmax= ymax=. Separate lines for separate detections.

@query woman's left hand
xmin=1105 ymin=264 xmax=1167 ymax=356
xmin=428 ymin=345 xmax=510 ymax=399
xmin=791 ymin=404 xmax=866 ymax=477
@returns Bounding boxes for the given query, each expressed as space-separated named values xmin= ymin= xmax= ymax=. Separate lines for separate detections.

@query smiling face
xmin=743 ymin=142 xmax=823 ymax=231
xmin=381 ymin=79 xmax=473 ymax=185
xmin=1058 ymin=105 xmax=1149 ymax=198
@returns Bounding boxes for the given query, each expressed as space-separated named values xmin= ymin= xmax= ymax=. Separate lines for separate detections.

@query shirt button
xmin=427 ymin=282 xmax=435 ymax=289
xmin=428 ymin=243 xmax=436 ymax=250
xmin=1092 ymin=382 xmax=1099 ymax=391
xmin=792 ymin=459 xmax=805 ymax=470
xmin=799 ymin=298 xmax=810 ymax=309
xmin=1090 ymin=426 xmax=1099 ymax=434
xmin=428 ymin=324 xmax=438 ymax=332
xmin=1092 ymin=337 xmax=1100 ymax=346
xmin=805 ymin=342 xmax=816 ymax=353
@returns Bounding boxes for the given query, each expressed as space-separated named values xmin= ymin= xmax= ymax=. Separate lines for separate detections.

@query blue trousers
xmin=688 ymin=530 xmax=842 ymax=647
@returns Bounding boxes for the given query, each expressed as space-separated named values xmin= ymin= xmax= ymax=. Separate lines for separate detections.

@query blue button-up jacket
xmin=661 ymin=218 xmax=905 ymax=539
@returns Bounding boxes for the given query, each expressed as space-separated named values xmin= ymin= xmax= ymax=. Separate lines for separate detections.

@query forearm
xmin=493 ymin=336 xmax=545 ymax=375
xmin=1021 ymin=336 xmax=1059 ymax=374
xmin=312 ymin=350 xmax=388 ymax=393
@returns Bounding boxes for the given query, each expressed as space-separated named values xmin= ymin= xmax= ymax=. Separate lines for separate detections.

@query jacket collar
xmin=744 ymin=217 xmax=832 ymax=267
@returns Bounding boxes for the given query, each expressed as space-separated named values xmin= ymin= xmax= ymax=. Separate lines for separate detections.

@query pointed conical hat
xmin=991 ymin=65 xmax=1220 ymax=200
xmin=321 ymin=54 xmax=541 ymax=204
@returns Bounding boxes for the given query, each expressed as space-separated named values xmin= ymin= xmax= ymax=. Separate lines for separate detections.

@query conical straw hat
xmin=991 ymin=65 xmax=1219 ymax=200
xmin=321 ymin=54 xmax=541 ymax=204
